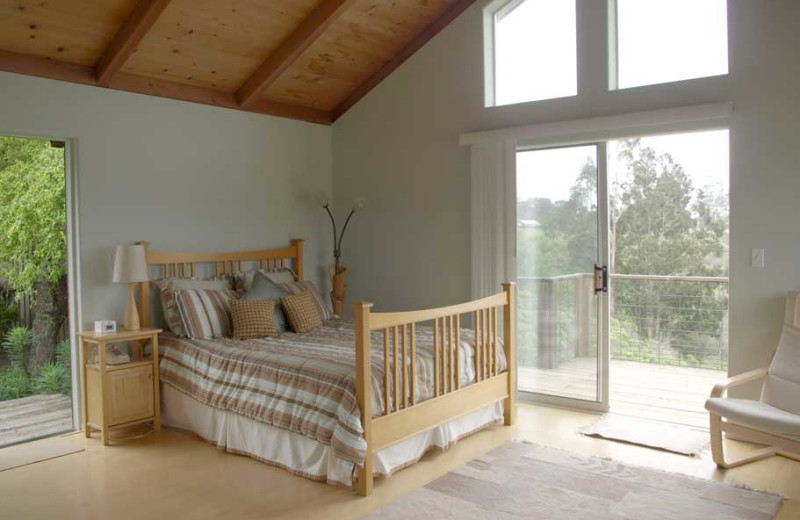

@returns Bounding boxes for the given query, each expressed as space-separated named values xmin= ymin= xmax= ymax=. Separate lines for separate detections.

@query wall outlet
xmin=751 ymin=248 xmax=765 ymax=268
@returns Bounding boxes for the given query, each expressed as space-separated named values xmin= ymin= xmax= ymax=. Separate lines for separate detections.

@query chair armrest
xmin=709 ymin=368 xmax=768 ymax=398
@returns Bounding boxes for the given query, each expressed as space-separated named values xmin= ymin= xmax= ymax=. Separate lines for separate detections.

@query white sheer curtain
xmin=470 ymin=139 xmax=516 ymax=299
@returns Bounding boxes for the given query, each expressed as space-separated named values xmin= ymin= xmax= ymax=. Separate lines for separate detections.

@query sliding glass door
xmin=516 ymin=143 xmax=610 ymax=411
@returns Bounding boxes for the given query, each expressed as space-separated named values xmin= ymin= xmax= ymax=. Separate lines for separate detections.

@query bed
xmin=136 ymin=239 xmax=516 ymax=495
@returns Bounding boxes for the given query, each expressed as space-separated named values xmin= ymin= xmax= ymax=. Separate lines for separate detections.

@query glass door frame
xmin=513 ymin=141 xmax=611 ymax=413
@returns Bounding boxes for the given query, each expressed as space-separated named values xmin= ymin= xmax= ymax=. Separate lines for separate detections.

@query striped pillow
xmin=175 ymin=289 xmax=239 ymax=339
xmin=281 ymin=290 xmax=323 ymax=333
xmin=230 ymin=299 xmax=278 ymax=339
xmin=280 ymin=280 xmax=333 ymax=322
xmin=154 ymin=278 xmax=233 ymax=337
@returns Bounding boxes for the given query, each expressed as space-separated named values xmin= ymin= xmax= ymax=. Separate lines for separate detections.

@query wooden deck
xmin=0 ymin=394 xmax=73 ymax=448
xmin=519 ymin=358 xmax=725 ymax=428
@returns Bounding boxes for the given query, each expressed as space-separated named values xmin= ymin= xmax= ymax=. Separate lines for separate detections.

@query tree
xmin=0 ymin=137 xmax=67 ymax=373
xmin=610 ymin=139 xmax=727 ymax=364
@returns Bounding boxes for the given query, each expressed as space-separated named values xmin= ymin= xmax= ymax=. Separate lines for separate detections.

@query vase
xmin=330 ymin=265 xmax=347 ymax=316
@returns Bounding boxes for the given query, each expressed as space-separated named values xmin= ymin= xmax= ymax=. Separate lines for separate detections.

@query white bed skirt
xmin=161 ymin=384 xmax=503 ymax=487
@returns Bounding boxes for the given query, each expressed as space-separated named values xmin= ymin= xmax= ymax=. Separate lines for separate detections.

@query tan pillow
xmin=281 ymin=290 xmax=323 ymax=333
xmin=230 ymin=299 xmax=278 ymax=340
xmin=155 ymin=278 xmax=232 ymax=336
xmin=280 ymin=280 xmax=333 ymax=322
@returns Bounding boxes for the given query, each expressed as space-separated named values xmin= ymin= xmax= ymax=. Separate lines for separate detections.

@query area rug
xmin=362 ymin=441 xmax=784 ymax=519
xmin=579 ymin=414 xmax=709 ymax=456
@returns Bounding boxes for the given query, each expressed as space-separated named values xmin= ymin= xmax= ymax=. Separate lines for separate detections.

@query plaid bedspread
xmin=159 ymin=318 xmax=507 ymax=466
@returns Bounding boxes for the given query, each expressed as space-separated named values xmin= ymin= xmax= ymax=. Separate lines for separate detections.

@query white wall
xmin=332 ymin=0 xmax=800 ymax=393
xmin=0 ymin=71 xmax=333 ymax=330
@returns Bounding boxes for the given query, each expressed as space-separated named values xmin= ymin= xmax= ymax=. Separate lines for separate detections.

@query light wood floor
xmin=520 ymin=358 xmax=725 ymax=428
xmin=0 ymin=394 xmax=73 ymax=448
xmin=0 ymin=403 xmax=797 ymax=520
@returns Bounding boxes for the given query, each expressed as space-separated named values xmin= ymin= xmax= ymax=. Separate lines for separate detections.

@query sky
xmin=494 ymin=0 xmax=728 ymax=105
xmin=517 ymin=129 xmax=730 ymax=203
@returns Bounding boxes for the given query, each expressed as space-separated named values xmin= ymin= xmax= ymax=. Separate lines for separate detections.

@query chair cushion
xmin=706 ymin=397 xmax=800 ymax=441
xmin=763 ymin=323 xmax=800 ymax=415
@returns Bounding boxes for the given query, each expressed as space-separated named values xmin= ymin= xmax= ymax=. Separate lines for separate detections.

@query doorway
xmin=516 ymin=129 xmax=729 ymax=424
xmin=0 ymin=135 xmax=74 ymax=447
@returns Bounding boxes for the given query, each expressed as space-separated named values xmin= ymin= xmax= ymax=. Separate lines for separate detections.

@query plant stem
xmin=337 ymin=209 xmax=356 ymax=272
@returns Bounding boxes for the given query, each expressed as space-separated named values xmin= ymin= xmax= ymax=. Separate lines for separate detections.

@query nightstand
xmin=78 ymin=328 xmax=162 ymax=445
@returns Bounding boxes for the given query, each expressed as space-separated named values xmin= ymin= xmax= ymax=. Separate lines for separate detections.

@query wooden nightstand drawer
xmin=108 ymin=365 xmax=154 ymax=425
xmin=86 ymin=363 xmax=155 ymax=427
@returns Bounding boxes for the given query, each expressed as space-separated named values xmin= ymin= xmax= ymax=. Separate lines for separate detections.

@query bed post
xmin=291 ymin=238 xmax=304 ymax=280
xmin=502 ymin=282 xmax=516 ymax=426
xmin=354 ymin=300 xmax=374 ymax=496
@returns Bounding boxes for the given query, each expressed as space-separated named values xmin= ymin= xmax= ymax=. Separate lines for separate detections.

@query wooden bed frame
xmin=135 ymin=239 xmax=515 ymax=497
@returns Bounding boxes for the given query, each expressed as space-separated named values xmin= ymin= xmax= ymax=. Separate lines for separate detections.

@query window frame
xmin=609 ymin=0 xmax=729 ymax=90
xmin=483 ymin=0 xmax=579 ymax=108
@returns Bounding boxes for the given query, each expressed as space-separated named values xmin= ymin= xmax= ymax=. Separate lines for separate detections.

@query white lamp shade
xmin=112 ymin=244 xmax=149 ymax=283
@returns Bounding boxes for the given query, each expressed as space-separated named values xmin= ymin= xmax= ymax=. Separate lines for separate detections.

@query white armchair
xmin=705 ymin=291 xmax=800 ymax=468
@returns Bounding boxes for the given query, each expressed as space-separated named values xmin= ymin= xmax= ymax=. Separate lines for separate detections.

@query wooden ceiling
xmin=0 ymin=0 xmax=479 ymax=125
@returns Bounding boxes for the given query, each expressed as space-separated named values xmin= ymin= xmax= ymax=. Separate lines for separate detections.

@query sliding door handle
xmin=594 ymin=264 xmax=608 ymax=294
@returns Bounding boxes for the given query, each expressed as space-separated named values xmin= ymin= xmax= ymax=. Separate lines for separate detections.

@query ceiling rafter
xmin=332 ymin=0 xmax=481 ymax=121
xmin=95 ymin=0 xmax=174 ymax=87
xmin=236 ymin=0 xmax=357 ymax=109
xmin=0 ymin=50 xmax=333 ymax=125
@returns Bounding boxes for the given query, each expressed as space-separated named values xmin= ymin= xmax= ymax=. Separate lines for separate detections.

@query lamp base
xmin=124 ymin=283 xmax=141 ymax=331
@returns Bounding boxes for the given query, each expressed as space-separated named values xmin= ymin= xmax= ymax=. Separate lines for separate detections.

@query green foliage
xmin=0 ymin=300 xmax=17 ymax=339
xmin=0 ymin=137 xmax=66 ymax=298
xmin=33 ymin=362 xmax=70 ymax=395
xmin=0 ymin=368 xmax=29 ymax=400
xmin=2 ymin=326 xmax=33 ymax=374
xmin=0 ymin=329 xmax=71 ymax=400
xmin=56 ymin=339 xmax=70 ymax=369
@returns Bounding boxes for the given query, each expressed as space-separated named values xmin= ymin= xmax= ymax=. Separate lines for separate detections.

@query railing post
xmin=502 ymin=282 xmax=516 ymax=426
xmin=536 ymin=279 xmax=556 ymax=369
xmin=576 ymin=275 xmax=591 ymax=358
xmin=354 ymin=300 xmax=373 ymax=496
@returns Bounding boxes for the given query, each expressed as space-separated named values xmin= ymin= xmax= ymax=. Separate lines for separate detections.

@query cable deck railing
xmin=518 ymin=273 xmax=729 ymax=371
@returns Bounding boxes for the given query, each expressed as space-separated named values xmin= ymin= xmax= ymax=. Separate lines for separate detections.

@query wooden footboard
xmin=353 ymin=282 xmax=516 ymax=496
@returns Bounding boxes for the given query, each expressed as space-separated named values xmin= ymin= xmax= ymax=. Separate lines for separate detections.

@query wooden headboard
xmin=136 ymin=239 xmax=304 ymax=328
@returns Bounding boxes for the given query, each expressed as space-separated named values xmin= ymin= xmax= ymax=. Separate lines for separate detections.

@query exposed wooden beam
xmin=332 ymin=0 xmax=481 ymax=121
xmin=236 ymin=0 xmax=356 ymax=109
xmin=0 ymin=50 xmax=333 ymax=125
xmin=95 ymin=0 xmax=173 ymax=87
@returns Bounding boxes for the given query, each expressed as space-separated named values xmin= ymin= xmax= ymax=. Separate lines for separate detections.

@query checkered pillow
xmin=230 ymin=299 xmax=278 ymax=339
xmin=280 ymin=280 xmax=333 ymax=322
xmin=281 ymin=290 xmax=323 ymax=333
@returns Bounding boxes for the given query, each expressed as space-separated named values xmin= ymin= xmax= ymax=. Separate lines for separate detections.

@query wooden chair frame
xmin=134 ymin=240 xmax=515 ymax=496
xmin=709 ymin=368 xmax=800 ymax=468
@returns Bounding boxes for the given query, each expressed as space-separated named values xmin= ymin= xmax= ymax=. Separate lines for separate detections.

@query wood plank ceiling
xmin=0 ymin=0 xmax=479 ymax=125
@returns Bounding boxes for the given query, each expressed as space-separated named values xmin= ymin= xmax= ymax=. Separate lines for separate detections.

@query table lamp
xmin=113 ymin=244 xmax=149 ymax=330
